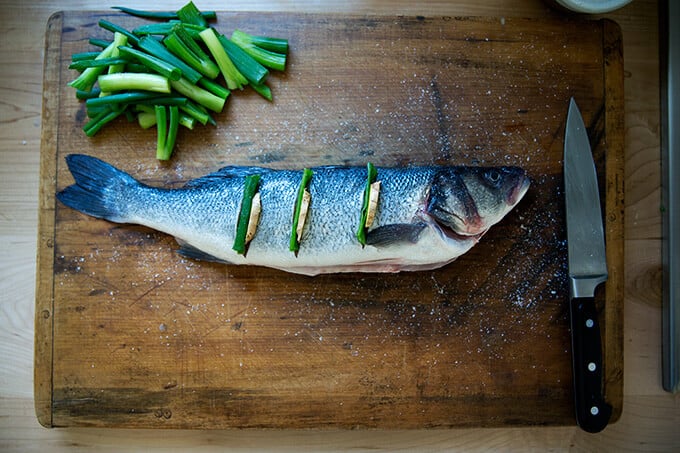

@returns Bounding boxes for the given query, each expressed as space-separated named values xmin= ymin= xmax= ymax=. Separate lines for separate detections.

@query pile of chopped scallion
xmin=68 ymin=2 xmax=289 ymax=160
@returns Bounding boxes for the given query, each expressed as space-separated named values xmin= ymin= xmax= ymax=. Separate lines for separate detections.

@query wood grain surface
xmin=36 ymin=10 xmax=624 ymax=429
xmin=1 ymin=0 xmax=677 ymax=451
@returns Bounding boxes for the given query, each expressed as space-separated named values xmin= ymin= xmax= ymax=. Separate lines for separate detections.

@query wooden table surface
xmin=0 ymin=0 xmax=676 ymax=450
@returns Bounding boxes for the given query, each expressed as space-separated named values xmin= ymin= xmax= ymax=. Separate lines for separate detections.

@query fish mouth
xmin=434 ymin=218 xmax=485 ymax=242
xmin=427 ymin=206 xmax=486 ymax=238
xmin=420 ymin=209 xmax=485 ymax=243
xmin=507 ymin=175 xmax=531 ymax=206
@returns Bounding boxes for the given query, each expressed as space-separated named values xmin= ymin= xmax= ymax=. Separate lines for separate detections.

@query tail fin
xmin=56 ymin=154 xmax=140 ymax=223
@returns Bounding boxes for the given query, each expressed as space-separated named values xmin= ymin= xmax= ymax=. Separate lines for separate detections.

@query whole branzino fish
xmin=57 ymin=154 xmax=530 ymax=276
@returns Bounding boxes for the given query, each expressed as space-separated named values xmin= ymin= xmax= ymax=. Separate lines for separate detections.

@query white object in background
xmin=552 ymin=0 xmax=633 ymax=13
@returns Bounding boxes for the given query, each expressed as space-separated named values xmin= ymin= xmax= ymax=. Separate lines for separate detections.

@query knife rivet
xmin=585 ymin=319 xmax=594 ymax=328
xmin=588 ymin=362 xmax=597 ymax=372
xmin=590 ymin=406 xmax=599 ymax=416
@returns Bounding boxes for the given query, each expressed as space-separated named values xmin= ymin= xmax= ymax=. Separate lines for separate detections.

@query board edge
xmin=601 ymin=17 xmax=625 ymax=424
xmin=34 ymin=10 xmax=64 ymax=429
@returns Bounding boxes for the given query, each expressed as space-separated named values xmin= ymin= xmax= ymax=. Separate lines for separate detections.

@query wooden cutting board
xmin=35 ymin=11 xmax=624 ymax=429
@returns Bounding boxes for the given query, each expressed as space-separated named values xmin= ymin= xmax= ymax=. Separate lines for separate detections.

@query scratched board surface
xmin=35 ymin=11 xmax=624 ymax=428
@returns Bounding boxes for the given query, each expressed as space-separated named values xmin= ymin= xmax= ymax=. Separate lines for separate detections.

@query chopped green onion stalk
xmin=98 ymin=19 xmax=139 ymax=47
xmin=107 ymin=32 xmax=128 ymax=75
xmin=68 ymin=39 xmax=117 ymax=91
xmin=199 ymin=28 xmax=247 ymax=90
xmin=155 ymin=105 xmax=167 ymax=157
xmin=174 ymin=25 xmax=210 ymax=58
xmin=157 ymin=105 xmax=179 ymax=160
xmin=68 ymin=2 xmax=290 ymax=160
xmin=164 ymin=31 xmax=220 ymax=79
xmin=138 ymin=36 xmax=202 ymax=84
xmin=133 ymin=21 xmax=206 ymax=38
xmin=76 ymin=88 xmax=101 ymax=100
xmin=71 ymin=51 xmax=102 ymax=62
xmin=88 ymin=38 xmax=112 ymax=48
xmin=356 ymin=162 xmax=378 ymax=246
xmin=218 ymin=35 xmax=269 ymax=85
xmin=170 ymin=77 xmax=227 ymax=113
xmin=289 ymin=168 xmax=313 ymax=253
xmin=117 ymin=46 xmax=182 ymax=81
xmin=232 ymin=29 xmax=289 ymax=54
xmin=68 ymin=57 xmax=128 ymax=71
xmin=180 ymin=101 xmax=214 ymax=126
xmin=233 ymin=174 xmax=261 ymax=255
xmin=112 ymin=5 xmax=217 ymax=21
xmin=179 ymin=113 xmax=195 ymax=129
xmin=134 ymin=96 xmax=188 ymax=107
xmin=124 ymin=63 xmax=150 ymax=73
xmin=176 ymin=1 xmax=209 ymax=28
xmin=250 ymin=81 xmax=272 ymax=101
xmin=98 ymin=73 xmax=171 ymax=93
xmin=86 ymin=91 xmax=172 ymax=110
xmin=137 ymin=111 xmax=156 ymax=129
xmin=83 ymin=106 xmax=124 ymax=137
xmin=198 ymin=77 xmax=230 ymax=99
xmin=230 ymin=31 xmax=287 ymax=71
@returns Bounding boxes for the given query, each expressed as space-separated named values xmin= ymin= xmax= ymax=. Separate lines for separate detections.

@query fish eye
xmin=484 ymin=169 xmax=501 ymax=185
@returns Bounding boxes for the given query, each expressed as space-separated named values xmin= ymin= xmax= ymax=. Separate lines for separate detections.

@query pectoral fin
xmin=365 ymin=223 xmax=426 ymax=247
xmin=176 ymin=239 xmax=232 ymax=264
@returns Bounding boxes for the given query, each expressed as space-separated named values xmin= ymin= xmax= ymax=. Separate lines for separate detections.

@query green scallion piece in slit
xmin=289 ymin=168 xmax=313 ymax=253
xmin=356 ymin=162 xmax=378 ymax=246
xmin=233 ymin=174 xmax=261 ymax=255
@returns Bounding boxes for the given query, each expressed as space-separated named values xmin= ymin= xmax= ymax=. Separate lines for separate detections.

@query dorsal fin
xmin=182 ymin=166 xmax=270 ymax=188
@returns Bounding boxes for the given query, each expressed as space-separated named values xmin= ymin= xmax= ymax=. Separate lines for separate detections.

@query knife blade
xmin=564 ymin=98 xmax=612 ymax=433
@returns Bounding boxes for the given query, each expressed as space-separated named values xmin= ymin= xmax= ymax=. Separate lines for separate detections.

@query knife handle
xmin=570 ymin=296 xmax=612 ymax=433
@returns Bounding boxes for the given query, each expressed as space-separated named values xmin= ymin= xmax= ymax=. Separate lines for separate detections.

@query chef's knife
xmin=564 ymin=98 xmax=612 ymax=433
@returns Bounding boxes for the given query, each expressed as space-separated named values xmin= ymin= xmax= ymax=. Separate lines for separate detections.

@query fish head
xmin=426 ymin=167 xmax=530 ymax=238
